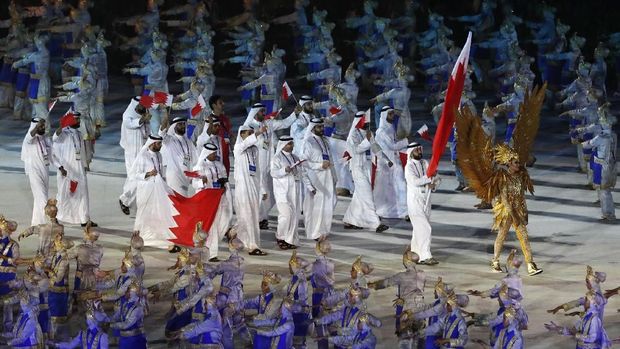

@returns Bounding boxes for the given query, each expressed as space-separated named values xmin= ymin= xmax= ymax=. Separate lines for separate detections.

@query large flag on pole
xmin=426 ymin=31 xmax=472 ymax=178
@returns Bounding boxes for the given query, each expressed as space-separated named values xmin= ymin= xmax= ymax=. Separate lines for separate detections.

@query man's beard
xmin=70 ymin=124 xmax=80 ymax=129
xmin=312 ymin=130 xmax=323 ymax=137
xmin=36 ymin=129 xmax=45 ymax=135
xmin=413 ymin=154 xmax=423 ymax=160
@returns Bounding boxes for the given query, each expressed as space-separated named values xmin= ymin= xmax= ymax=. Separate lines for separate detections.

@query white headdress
xmin=276 ymin=135 xmax=294 ymax=154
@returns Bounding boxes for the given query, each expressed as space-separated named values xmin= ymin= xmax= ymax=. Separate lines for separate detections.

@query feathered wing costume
xmin=456 ymin=84 xmax=546 ymax=276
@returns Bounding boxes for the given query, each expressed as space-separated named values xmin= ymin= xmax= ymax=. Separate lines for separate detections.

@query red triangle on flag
xmin=329 ymin=106 xmax=342 ymax=116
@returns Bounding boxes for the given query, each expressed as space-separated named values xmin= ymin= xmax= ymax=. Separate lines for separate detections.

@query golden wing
xmin=512 ymin=83 xmax=547 ymax=166
xmin=455 ymin=106 xmax=496 ymax=202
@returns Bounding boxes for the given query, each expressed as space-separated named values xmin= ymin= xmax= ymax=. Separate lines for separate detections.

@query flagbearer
xmin=405 ymin=142 xmax=440 ymax=265
xmin=343 ymin=111 xmax=389 ymax=232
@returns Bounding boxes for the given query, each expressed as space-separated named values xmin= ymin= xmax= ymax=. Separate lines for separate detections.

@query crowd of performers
xmin=0 ymin=0 xmax=618 ymax=347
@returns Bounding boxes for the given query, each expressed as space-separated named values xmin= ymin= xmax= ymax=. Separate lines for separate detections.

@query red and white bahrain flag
xmin=191 ymin=94 xmax=207 ymax=117
xmin=426 ymin=31 xmax=472 ymax=178
xmin=417 ymin=124 xmax=433 ymax=142
xmin=282 ymin=81 xmax=294 ymax=101
xmin=168 ymin=189 xmax=225 ymax=247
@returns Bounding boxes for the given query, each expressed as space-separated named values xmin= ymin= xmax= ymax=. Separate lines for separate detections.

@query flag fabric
xmin=355 ymin=108 xmax=371 ymax=129
xmin=191 ymin=94 xmax=207 ymax=117
xmin=168 ymin=189 xmax=225 ymax=247
xmin=139 ymin=94 xmax=154 ymax=109
xmin=154 ymin=91 xmax=173 ymax=106
xmin=60 ymin=110 xmax=78 ymax=128
xmin=329 ymin=105 xmax=342 ymax=116
xmin=48 ymin=99 xmax=57 ymax=112
xmin=417 ymin=124 xmax=433 ymax=142
xmin=342 ymin=150 xmax=352 ymax=161
xmin=427 ymin=31 xmax=472 ymax=178
xmin=184 ymin=170 xmax=201 ymax=178
xmin=265 ymin=108 xmax=282 ymax=120
xmin=399 ymin=151 xmax=408 ymax=169
xmin=282 ymin=81 xmax=293 ymax=101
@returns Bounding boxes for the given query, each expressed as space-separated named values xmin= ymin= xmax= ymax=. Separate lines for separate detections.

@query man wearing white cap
xmin=131 ymin=135 xmax=177 ymax=248
xmin=52 ymin=112 xmax=95 ymax=227
xmin=192 ymin=142 xmax=233 ymax=261
xmin=233 ymin=124 xmax=269 ymax=255
xmin=21 ymin=118 xmax=51 ymax=226
xmin=243 ymin=102 xmax=297 ymax=230
xmin=271 ymin=135 xmax=310 ymax=249
xmin=302 ymin=118 xmax=337 ymax=241
xmin=405 ymin=141 xmax=440 ymax=265
xmin=374 ymin=106 xmax=409 ymax=220
xmin=343 ymin=112 xmax=389 ymax=232
xmin=119 ymin=98 xmax=150 ymax=215
xmin=159 ymin=115 xmax=197 ymax=197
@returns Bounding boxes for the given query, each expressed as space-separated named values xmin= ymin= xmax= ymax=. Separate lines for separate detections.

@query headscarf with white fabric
xmin=21 ymin=118 xmax=50 ymax=172
xmin=243 ymin=103 xmax=265 ymax=125
xmin=196 ymin=142 xmax=219 ymax=166
xmin=119 ymin=96 xmax=141 ymax=150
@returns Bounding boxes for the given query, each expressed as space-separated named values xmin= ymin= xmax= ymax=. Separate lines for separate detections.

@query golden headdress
xmin=121 ymin=249 xmax=133 ymax=268
xmin=262 ymin=271 xmax=281 ymax=286
xmin=403 ymin=245 xmax=419 ymax=268
xmin=586 ymin=265 xmax=606 ymax=284
xmin=434 ymin=277 xmax=445 ymax=294
xmin=289 ymin=250 xmax=300 ymax=270
xmin=349 ymin=286 xmax=363 ymax=298
xmin=494 ymin=143 xmax=519 ymax=165
xmin=0 ymin=215 xmax=17 ymax=233
xmin=352 ymin=256 xmax=373 ymax=275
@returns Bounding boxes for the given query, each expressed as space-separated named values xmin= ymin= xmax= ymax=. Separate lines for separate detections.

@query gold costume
xmin=456 ymin=83 xmax=546 ymax=276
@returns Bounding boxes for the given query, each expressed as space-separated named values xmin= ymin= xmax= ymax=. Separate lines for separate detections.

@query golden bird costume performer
xmin=455 ymin=84 xmax=546 ymax=276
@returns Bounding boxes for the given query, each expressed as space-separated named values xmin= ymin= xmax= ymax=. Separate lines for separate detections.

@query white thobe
xmin=160 ymin=130 xmax=197 ymax=197
xmin=233 ymin=134 xmax=262 ymax=250
xmin=290 ymin=111 xmax=311 ymax=156
xmin=302 ymin=134 xmax=337 ymax=240
xmin=192 ymin=159 xmax=233 ymax=259
xmin=244 ymin=114 xmax=296 ymax=221
xmin=374 ymin=128 xmax=408 ymax=218
xmin=271 ymin=151 xmax=309 ymax=245
xmin=22 ymin=132 xmax=51 ymax=226
xmin=132 ymin=149 xmax=177 ymax=247
xmin=405 ymin=158 xmax=433 ymax=261
xmin=343 ymin=131 xmax=380 ymax=229
xmin=52 ymin=128 xmax=90 ymax=224
xmin=119 ymin=104 xmax=148 ymax=207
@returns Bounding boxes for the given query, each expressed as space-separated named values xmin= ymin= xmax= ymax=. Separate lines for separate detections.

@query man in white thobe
xmin=21 ymin=118 xmax=51 ymax=226
xmin=404 ymin=142 xmax=440 ymax=265
xmin=289 ymin=95 xmax=316 ymax=157
xmin=131 ymin=135 xmax=177 ymax=248
xmin=118 ymin=97 xmax=150 ymax=215
xmin=243 ymin=102 xmax=297 ymax=229
xmin=233 ymin=124 xmax=268 ymax=256
xmin=302 ymin=118 xmax=337 ymax=241
xmin=342 ymin=112 xmax=389 ymax=233
xmin=374 ymin=106 xmax=409 ymax=219
xmin=160 ymin=116 xmax=197 ymax=197
xmin=192 ymin=143 xmax=233 ymax=262
xmin=271 ymin=135 xmax=310 ymax=250
xmin=52 ymin=113 xmax=94 ymax=227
